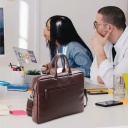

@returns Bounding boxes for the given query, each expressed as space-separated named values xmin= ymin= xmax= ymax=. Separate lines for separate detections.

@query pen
xmin=10 ymin=63 xmax=12 ymax=68
xmin=9 ymin=63 xmax=24 ymax=71
xmin=9 ymin=63 xmax=16 ymax=68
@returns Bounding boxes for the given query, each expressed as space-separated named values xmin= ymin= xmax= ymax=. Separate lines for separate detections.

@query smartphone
xmin=87 ymin=91 xmax=108 ymax=95
xmin=95 ymin=100 xmax=123 ymax=107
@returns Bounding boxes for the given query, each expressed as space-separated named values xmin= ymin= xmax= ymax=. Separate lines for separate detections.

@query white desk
xmin=0 ymin=91 xmax=128 ymax=128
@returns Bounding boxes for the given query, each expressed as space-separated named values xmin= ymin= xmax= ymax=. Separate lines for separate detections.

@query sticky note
xmin=10 ymin=110 xmax=27 ymax=116
xmin=27 ymin=89 xmax=32 ymax=93
xmin=119 ymin=98 xmax=128 ymax=104
xmin=123 ymin=73 xmax=128 ymax=95
xmin=87 ymin=88 xmax=108 ymax=92
xmin=107 ymin=89 xmax=113 ymax=94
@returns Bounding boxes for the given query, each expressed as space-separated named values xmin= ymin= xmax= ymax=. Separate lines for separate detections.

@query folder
xmin=122 ymin=73 xmax=128 ymax=95
xmin=7 ymin=84 xmax=29 ymax=91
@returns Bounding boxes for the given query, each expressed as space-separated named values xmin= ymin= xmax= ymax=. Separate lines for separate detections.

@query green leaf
xmin=26 ymin=69 xmax=41 ymax=75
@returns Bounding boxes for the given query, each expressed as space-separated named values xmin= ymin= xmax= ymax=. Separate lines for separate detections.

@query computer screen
xmin=13 ymin=47 xmax=37 ymax=66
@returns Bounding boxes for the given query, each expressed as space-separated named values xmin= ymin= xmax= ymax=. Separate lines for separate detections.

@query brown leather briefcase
xmin=26 ymin=54 xmax=87 ymax=124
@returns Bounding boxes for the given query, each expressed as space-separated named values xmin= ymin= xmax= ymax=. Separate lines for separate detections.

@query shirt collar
xmin=115 ymin=26 xmax=128 ymax=51
xmin=58 ymin=45 xmax=63 ymax=53
xmin=58 ymin=45 xmax=67 ymax=53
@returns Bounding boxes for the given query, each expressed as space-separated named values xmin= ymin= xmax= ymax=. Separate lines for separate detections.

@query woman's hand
xmin=42 ymin=63 xmax=50 ymax=74
xmin=42 ymin=63 xmax=56 ymax=74
xmin=42 ymin=63 xmax=50 ymax=69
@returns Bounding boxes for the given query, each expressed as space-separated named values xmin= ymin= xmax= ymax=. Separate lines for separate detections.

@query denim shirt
xmin=58 ymin=41 xmax=93 ymax=78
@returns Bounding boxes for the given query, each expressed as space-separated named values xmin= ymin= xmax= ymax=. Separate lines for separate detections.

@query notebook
xmin=13 ymin=47 xmax=42 ymax=71
xmin=0 ymin=104 xmax=10 ymax=116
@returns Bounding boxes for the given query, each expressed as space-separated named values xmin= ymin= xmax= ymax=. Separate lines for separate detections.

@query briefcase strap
xmin=26 ymin=89 xmax=35 ymax=116
xmin=84 ymin=89 xmax=88 ymax=107
xmin=26 ymin=98 xmax=33 ymax=116
xmin=47 ymin=54 xmax=66 ymax=74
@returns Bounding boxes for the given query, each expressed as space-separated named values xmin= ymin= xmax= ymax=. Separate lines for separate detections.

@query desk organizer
xmin=0 ymin=70 xmax=25 ymax=85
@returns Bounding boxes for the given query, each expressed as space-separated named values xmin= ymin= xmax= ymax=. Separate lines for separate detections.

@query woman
xmin=43 ymin=15 xmax=93 ymax=77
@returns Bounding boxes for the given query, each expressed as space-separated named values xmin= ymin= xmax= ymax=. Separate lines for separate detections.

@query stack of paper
xmin=0 ymin=104 xmax=10 ymax=116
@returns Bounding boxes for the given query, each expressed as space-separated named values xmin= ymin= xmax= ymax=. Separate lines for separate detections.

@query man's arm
xmin=91 ymin=31 xmax=111 ymax=84
xmin=90 ymin=56 xmax=104 ymax=84
xmin=99 ymin=58 xmax=128 ymax=88
xmin=91 ymin=32 xmax=110 ymax=67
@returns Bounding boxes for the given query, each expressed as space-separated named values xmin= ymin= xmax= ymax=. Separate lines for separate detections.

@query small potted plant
xmin=25 ymin=70 xmax=41 ymax=88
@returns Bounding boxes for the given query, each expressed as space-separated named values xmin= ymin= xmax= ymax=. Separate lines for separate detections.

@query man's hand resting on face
xmin=91 ymin=31 xmax=111 ymax=67
xmin=91 ymin=31 xmax=111 ymax=84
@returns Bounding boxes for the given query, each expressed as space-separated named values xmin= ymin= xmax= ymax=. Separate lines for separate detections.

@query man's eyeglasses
xmin=93 ymin=21 xmax=108 ymax=28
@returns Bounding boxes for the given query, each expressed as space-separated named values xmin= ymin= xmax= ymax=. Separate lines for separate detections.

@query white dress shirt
xmin=90 ymin=26 xmax=128 ymax=88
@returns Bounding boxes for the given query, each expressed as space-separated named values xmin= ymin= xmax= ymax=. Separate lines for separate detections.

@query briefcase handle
xmin=55 ymin=54 xmax=72 ymax=74
xmin=50 ymin=53 xmax=66 ymax=72
xmin=49 ymin=54 xmax=72 ymax=79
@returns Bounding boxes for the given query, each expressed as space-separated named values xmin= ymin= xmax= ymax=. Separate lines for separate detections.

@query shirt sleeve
xmin=98 ymin=59 xmax=113 ymax=77
xmin=90 ymin=57 xmax=99 ymax=82
xmin=98 ymin=59 xmax=113 ymax=88
xmin=72 ymin=46 xmax=92 ymax=78
xmin=90 ymin=57 xmax=114 ymax=88
xmin=99 ymin=58 xmax=128 ymax=88
xmin=91 ymin=56 xmax=128 ymax=88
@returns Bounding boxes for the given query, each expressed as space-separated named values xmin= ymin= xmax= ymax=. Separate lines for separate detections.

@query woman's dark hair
xmin=45 ymin=15 xmax=93 ymax=60
xmin=98 ymin=6 xmax=126 ymax=30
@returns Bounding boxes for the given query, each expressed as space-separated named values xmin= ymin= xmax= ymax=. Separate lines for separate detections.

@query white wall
xmin=0 ymin=0 xmax=127 ymax=67
xmin=0 ymin=0 xmax=39 ymax=66
xmin=39 ymin=0 xmax=128 ymax=64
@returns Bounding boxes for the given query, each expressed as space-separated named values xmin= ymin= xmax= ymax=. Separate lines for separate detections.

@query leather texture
xmin=26 ymin=54 xmax=87 ymax=124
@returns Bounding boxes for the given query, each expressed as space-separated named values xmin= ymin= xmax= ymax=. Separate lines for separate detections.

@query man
xmin=90 ymin=6 xmax=128 ymax=88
